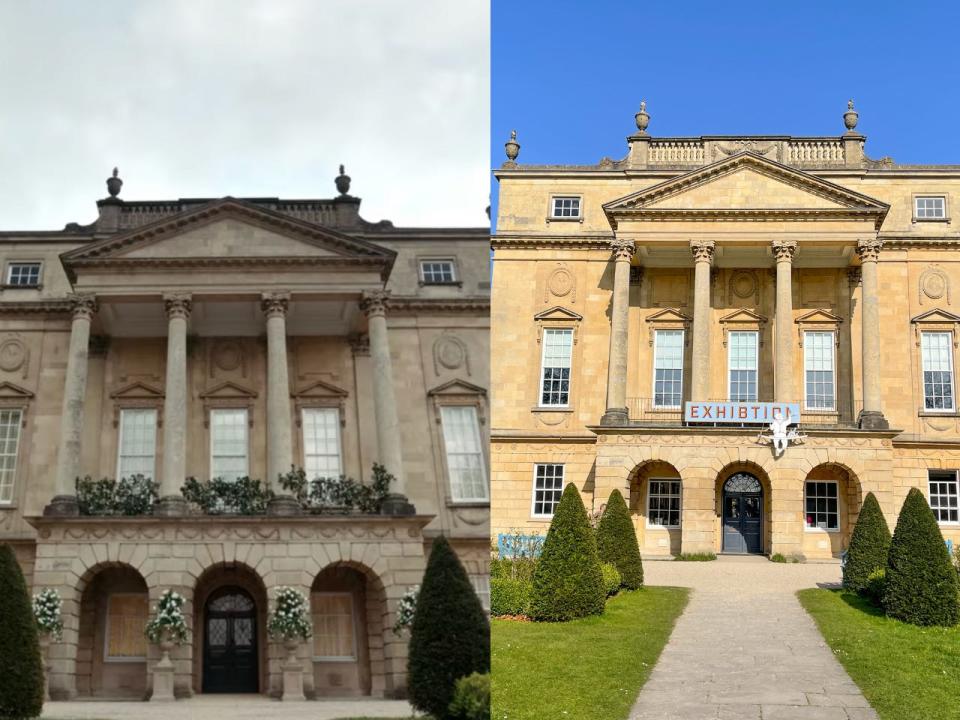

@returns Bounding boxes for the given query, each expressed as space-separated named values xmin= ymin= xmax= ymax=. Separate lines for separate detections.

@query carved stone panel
xmin=728 ymin=270 xmax=759 ymax=307
xmin=651 ymin=271 xmax=690 ymax=307
xmin=919 ymin=266 xmax=950 ymax=305
xmin=433 ymin=333 xmax=470 ymax=376
xmin=544 ymin=264 xmax=576 ymax=304
xmin=0 ymin=337 xmax=28 ymax=378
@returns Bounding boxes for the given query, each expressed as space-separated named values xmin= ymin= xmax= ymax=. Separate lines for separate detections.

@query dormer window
xmin=914 ymin=195 xmax=947 ymax=221
xmin=550 ymin=196 xmax=581 ymax=219
xmin=6 ymin=262 xmax=41 ymax=287
xmin=420 ymin=259 xmax=457 ymax=285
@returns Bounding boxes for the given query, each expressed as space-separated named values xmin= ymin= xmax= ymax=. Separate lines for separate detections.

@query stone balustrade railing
xmin=648 ymin=139 xmax=706 ymax=166
xmin=633 ymin=135 xmax=864 ymax=171
xmin=785 ymin=138 xmax=846 ymax=166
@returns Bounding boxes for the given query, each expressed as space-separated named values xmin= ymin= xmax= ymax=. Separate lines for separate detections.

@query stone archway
xmin=76 ymin=563 xmax=149 ymax=699
xmin=802 ymin=463 xmax=863 ymax=559
xmin=628 ymin=460 xmax=683 ymax=557
xmin=714 ymin=462 xmax=773 ymax=555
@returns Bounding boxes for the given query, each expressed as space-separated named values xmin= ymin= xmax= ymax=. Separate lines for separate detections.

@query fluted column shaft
xmin=45 ymin=295 xmax=97 ymax=515
xmin=601 ymin=239 xmax=635 ymax=425
xmin=856 ymin=239 xmax=889 ymax=429
xmin=690 ymin=240 xmax=715 ymax=402
xmin=158 ymin=294 xmax=190 ymax=514
xmin=263 ymin=293 xmax=293 ymax=482
xmin=773 ymin=240 xmax=797 ymax=402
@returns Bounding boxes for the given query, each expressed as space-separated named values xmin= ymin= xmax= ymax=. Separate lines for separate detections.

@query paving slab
xmin=629 ymin=557 xmax=878 ymax=720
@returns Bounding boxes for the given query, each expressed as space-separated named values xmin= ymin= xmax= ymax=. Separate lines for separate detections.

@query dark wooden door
xmin=202 ymin=588 xmax=258 ymax=693
xmin=722 ymin=473 xmax=763 ymax=554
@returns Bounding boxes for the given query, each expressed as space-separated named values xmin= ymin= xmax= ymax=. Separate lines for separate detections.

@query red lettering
xmin=690 ymin=406 xmax=699 ymax=419
xmin=718 ymin=406 xmax=727 ymax=418
xmin=702 ymin=406 xmax=713 ymax=418
xmin=739 ymin=406 xmax=747 ymax=419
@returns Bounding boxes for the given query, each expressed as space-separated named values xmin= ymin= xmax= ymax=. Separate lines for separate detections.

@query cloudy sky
xmin=0 ymin=0 xmax=489 ymax=230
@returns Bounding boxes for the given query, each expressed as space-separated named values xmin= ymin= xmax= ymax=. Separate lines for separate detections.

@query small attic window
xmin=6 ymin=262 xmax=41 ymax=287
xmin=419 ymin=259 xmax=457 ymax=285
xmin=914 ymin=196 xmax=947 ymax=221
xmin=550 ymin=196 xmax=581 ymax=219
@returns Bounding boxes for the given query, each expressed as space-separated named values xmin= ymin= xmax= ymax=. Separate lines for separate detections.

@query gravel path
xmin=630 ymin=556 xmax=877 ymax=720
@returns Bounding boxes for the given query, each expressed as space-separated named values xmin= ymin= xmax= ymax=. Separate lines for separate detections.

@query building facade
xmin=492 ymin=104 xmax=960 ymax=562
xmin=0 ymin=167 xmax=490 ymax=699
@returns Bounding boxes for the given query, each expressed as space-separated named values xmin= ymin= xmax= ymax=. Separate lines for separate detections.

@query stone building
xmin=492 ymin=103 xmax=960 ymax=562
xmin=0 ymin=167 xmax=489 ymax=699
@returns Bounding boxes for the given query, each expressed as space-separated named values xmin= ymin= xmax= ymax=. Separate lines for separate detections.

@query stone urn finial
xmin=335 ymin=164 xmax=351 ymax=195
xmin=635 ymin=100 xmax=650 ymax=135
xmin=504 ymin=130 xmax=520 ymax=163
xmin=106 ymin=167 xmax=123 ymax=198
xmin=843 ymin=99 xmax=859 ymax=133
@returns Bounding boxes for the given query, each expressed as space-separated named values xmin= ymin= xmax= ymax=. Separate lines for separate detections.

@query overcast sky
xmin=0 ymin=0 xmax=489 ymax=230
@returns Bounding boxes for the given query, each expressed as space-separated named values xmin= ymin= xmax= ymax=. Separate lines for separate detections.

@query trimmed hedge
xmin=409 ymin=536 xmax=490 ymax=719
xmin=490 ymin=577 xmax=532 ymax=617
xmin=600 ymin=562 xmax=621 ymax=597
xmin=843 ymin=491 xmax=891 ymax=594
xmin=530 ymin=484 xmax=605 ymax=621
xmin=596 ymin=489 xmax=644 ymax=589
xmin=0 ymin=544 xmax=43 ymax=719
xmin=448 ymin=672 xmax=490 ymax=720
xmin=884 ymin=487 xmax=960 ymax=626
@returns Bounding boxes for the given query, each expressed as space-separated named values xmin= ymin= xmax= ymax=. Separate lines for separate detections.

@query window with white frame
xmin=210 ymin=408 xmax=249 ymax=481
xmin=532 ymin=463 xmax=564 ymax=518
xmin=653 ymin=330 xmax=684 ymax=408
xmin=312 ymin=593 xmax=356 ymax=660
xmin=302 ymin=408 xmax=342 ymax=480
xmin=0 ymin=409 xmax=22 ymax=504
xmin=440 ymin=405 xmax=488 ymax=502
xmin=727 ymin=331 xmax=758 ymax=402
xmin=551 ymin=196 xmax=581 ymax=219
xmin=647 ymin=479 xmax=681 ymax=528
xmin=804 ymin=481 xmax=838 ymax=530
xmin=420 ymin=259 xmax=456 ymax=284
xmin=539 ymin=328 xmax=573 ymax=406
xmin=915 ymin=196 xmax=946 ymax=220
xmin=921 ymin=331 xmax=955 ymax=410
xmin=6 ymin=262 xmax=41 ymax=287
xmin=928 ymin=470 xmax=959 ymax=524
xmin=116 ymin=409 xmax=157 ymax=481
xmin=804 ymin=332 xmax=835 ymax=410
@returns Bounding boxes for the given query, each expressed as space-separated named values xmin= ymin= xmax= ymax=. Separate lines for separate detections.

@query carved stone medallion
xmin=433 ymin=334 xmax=469 ymax=375
xmin=728 ymin=270 xmax=758 ymax=303
xmin=920 ymin=267 xmax=950 ymax=305
xmin=212 ymin=340 xmax=243 ymax=373
xmin=0 ymin=339 xmax=26 ymax=373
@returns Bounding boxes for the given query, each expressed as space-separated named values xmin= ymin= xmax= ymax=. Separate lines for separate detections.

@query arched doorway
xmin=722 ymin=472 xmax=763 ymax=554
xmin=202 ymin=587 xmax=258 ymax=693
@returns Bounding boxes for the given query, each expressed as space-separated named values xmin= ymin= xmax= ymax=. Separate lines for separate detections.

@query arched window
xmin=647 ymin=478 xmax=681 ymax=528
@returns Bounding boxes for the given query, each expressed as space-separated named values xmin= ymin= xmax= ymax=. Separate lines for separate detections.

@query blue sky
xmin=491 ymin=0 xmax=960 ymax=229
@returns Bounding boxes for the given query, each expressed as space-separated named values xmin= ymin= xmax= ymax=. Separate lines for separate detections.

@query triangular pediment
xmin=291 ymin=379 xmax=348 ymax=399
xmin=62 ymin=198 xmax=393 ymax=265
xmin=110 ymin=381 xmax=164 ymax=400
xmin=604 ymin=153 xmax=889 ymax=228
xmin=427 ymin=379 xmax=487 ymax=396
xmin=645 ymin=308 xmax=691 ymax=323
xmin=720 ymin=309 xmax=768 ymax=324
xmin=199 ymin=380 xmax=258 ymax=399
xmin=0 ymin=382 xmax=34 ymax=399
xmin=534 ymin=306 xmax=583 ymax=322
xmin=796 ymin=308 xmax=843 ymax=324
xmin=911 ymin=308 xmax=960 ymax=324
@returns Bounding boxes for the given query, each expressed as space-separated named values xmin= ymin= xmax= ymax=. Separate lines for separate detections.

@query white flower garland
xmin=267 ymin=587 xmax=312 ymax=641
xmin=392 ymin=585 xmax=419 ymax=636
xmin=33 ymin=588 xmax=63 ymax=640
xmin=144 ymin=589 xmax=188 ymax=644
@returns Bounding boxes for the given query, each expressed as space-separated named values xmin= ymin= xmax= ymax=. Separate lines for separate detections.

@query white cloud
xmin=0 ymin=0 xmax=490 ymax=229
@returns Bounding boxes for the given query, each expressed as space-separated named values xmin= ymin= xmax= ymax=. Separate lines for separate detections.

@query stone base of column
xmin=380 ymin=493 xmax=416 ymax=516
xmin=599 ymin=407 xmax=629 ymax=426
xmin=150 ymin=663 xmax=176 ymax=702
xmin=267 ymin=494 xmax=302 ymax=517
xmin=281 ymin=660 xmax=306 ymax=701
xmin=155 ymin=495 xmax=189 ymax=517
xmin=858 ymin=410 xmax=890 ymax=431
xmin=43 ymin=495 xmax=79 ymax=517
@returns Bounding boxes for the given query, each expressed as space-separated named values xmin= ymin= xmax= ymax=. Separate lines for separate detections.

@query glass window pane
xmin=533 ymin=464 xmax=564 ymax=517
xmin=441 ymin=406 xmax=488 ymax=502
xmin=312 ymin=593 xmax=356 ymax=659
xmin=0 ymin=410 xmax=22 ymax=504
xmin=804 ymin=332 xmax=835 ymax=409
xmin=647 ymin=477 xmax=682 ymax=528
xmin=302 ymin=408 xmax=342 ymax=481
xmin=653 ymin=330 xmax=684 ymax=407
xmin=210 ymin=409 xmax=248 ymax=481
xmin=117 ymin=408 xmax=157 ymax=481
xmin=540 ymin=329 xmax=573 ymax=406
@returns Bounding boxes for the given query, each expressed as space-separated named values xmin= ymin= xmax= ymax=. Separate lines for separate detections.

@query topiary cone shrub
xmin=596 ymin=489 xmax=644 ymax=589
xmin=0 ymin=544 xmax=43 ymax=719
xmin=408 ymin=535 xmax=489 ymax=719
xmin=884 ymin=487 xmax=960 ymax=626
xmin=530 ymin=484 xmax=605 ymax=621
xmin=842 ymin=491 xmax=891 ymax=594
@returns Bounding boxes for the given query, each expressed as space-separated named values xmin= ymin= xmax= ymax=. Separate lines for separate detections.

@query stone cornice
xmin=66 ymin=255 xmax=390 ymax=273
xmin=879 ymin=236 xmax=960 ymax=249
xmin=387 ymin=297 xmax=490 ymax=315
xmin=491 ymin=234 xmax=615 ymax=251
xmin=587 ymin=425 xmax=902 ymax=439
xmin=0 ymin=300 xmax=72 ymax=315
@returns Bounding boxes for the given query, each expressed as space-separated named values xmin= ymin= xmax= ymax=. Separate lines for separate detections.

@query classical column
xmin=360 ymin=290 xmax=414 ymax=515
xmin=262 ymin=292 xmax=299 ymax=516
xmin=156 ymin=294 xmax=191 ymax=516
xmin=44 ymin=294 xmax=97 ymax=516
xmin=689 ymin=240 xmax=715 ymax=402
xmin=772 ymin=239 xmax=798 ymax=402
xmin=856 ymin=239 xmax=889 ymax=429
xmin=601 ymin=239 xmax=635 ymax=425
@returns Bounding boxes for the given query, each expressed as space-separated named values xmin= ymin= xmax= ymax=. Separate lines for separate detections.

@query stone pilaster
xmin=690 ymin=240 xmax=715 ymax=402
xmin=360 ymin=290 xmax=414 ymax=515
xmin=772 ymin=239 xmax=797 ymax=403
xmin=263 ymin=293 xmax=299 ymax=516
xmin=856 ymin=239 xmax=889 ymax=429
xmin=44 ymin=294 xmax=97 ymax=516
xmin=601 ymin=239 xmax=635 ymax=425
xmin=157 ymin=294 xmax=191 ymax=516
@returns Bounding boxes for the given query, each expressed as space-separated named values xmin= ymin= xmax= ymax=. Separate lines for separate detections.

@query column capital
xmin=610 ymin=238 xmax=636 ymax=262
xmin=261 ymin=292 xmax=291 ymax=319
xmin=771 ymin=239 xmax=798 ymax=262
xmin=163 ymin=293 xmax=192 ymax=320
xmin=689 ymin=239 xmax=715 ymax=264
xmin=68 ymin=293 xmax=98 ymax=320
xmin=855 ymin=237 xmax=884 ymax=263
xmin=846 ymin=267 xmax=862 ymax=287
xmin=360 ymin=290 xmax=391 ymax=318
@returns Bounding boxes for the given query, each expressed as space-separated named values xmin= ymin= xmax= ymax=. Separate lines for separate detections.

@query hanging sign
xmin=684 ymin=401 xmax=800 ymax=424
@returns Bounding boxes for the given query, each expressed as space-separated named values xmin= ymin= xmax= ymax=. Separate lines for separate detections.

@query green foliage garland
xmin=76 ymin=474 xmax=158 ymax=515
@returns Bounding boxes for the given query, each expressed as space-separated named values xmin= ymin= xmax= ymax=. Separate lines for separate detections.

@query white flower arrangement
xmin=33 ymin=588 xmax=63 ymax=640
xmin=144 ymin=589 xmax=188 ymax=644
xmin=267 ymin=587 xmax=312 ymax=641
xmin=392 ymin=585 xmax=419 ymax=636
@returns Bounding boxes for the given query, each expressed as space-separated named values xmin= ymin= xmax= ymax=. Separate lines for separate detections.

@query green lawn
xmin=798 ymin=588 xmax=960 ymax=720
xmin=492 ymin=587 xmax=689 ymax=720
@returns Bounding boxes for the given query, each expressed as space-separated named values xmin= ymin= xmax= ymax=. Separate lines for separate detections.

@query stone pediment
xmin=61 ymin=198 xmax=394 ymax=273
xmin=645 ymin=308 xmax=691 ymax=324
xmin=911 ymin=308 xmax=960 ymax=324
xmin=0 ymin=381 xmax=34 ymax=399
xmin=603 ymin=153 xmax=889 ymax=228
xmin=427 ymin=379 xmax=487 ymax=397
xmin=292 ymin=379 xmax=349 ymax=399
xmin=795 ymin=309 xmax=843 ymax=325
xmin=533 ymin=306 xmax=583 ymax=322
xmin=109 ymin=381 xmax=164 ymax=400
xmin=720 ymin=308 xmax=768 ymax=324
xmin=199 ymin=381 xmax=258 ymax=399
